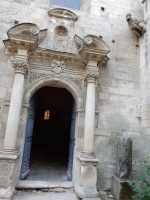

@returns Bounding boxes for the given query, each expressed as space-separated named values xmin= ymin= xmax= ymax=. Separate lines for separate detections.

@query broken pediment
xmin=7 ymin=23 xmax=47 ymax=43
xmin=3 ymin=23 xmax=47 ymax=54
xmin=74 ymin=34 xmax=110 ymax=62
xmin=74 ymin=35 xmax=109 ymax=53
xmin=48 ymin=8 xmax=78 ymax=21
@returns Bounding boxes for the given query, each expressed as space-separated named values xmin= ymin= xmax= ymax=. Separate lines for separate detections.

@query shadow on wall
xmin=94 ymin=114 xmax=130 ymax=190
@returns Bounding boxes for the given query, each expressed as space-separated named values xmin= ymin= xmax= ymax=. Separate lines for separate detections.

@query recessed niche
xmin=55 ymin=26 xmax=68 ymax=36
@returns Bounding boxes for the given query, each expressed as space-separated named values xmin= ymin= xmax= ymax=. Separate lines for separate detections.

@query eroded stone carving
xmin=29 ymin=72 xmax=55 ymax=82
xmin=3 ymin=23 xmax=48 ymax=55
xmin=51 ymin=60 xmax=65 ymax=74
xmin=61 ymin=75 xmax=83 ymax=90
xmin=116 ymin=136 xmax=132 ymax=180
xmin=86 ymin=72 xmax=98 ymax=84
xmin=54 ymin=33 xmax=68 ymax=52
xmin=48 ymin=8 xmax=78 ymax=21
xmin=12 ymin=61 xmax=29 ymax=74
xmin=29 ymin=71 xmax=83 ymax=90
xmin=75 ymin=34 xmax=110 ymax=53
xmin=126 ymin=13 xmax=146 ymax=37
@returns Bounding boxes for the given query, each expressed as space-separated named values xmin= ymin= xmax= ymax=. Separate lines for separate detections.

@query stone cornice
xmin=30 ymin=48 xmax=86 ymax=67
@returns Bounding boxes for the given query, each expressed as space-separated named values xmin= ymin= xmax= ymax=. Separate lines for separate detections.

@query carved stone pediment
xmin=74 ymin=34 xmax=110 ymax=62
xmin=126 ymin=13 xmax=146 ymax=37
xmin=3 ymin=23 xmax=47 ymax=54
xmin=75 ymin=35 xmax=109 ymax=53
xmin=48 ymin=8 xmax=78 ymax=21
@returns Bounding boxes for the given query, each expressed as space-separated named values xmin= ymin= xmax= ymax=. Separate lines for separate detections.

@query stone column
xmin=1 ymin=50 xmax=28 ymax=154
xmin=75 ymin=60 xmax=100 ymax=199
xmin=82 ymin=60 xmax=99 ymax=157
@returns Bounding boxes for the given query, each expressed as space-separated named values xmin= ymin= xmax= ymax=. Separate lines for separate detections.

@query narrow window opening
xmin=44 ymin=110 xmax=50 ymax=120
xmin=50 ymin=0 xmax=81 ymax=10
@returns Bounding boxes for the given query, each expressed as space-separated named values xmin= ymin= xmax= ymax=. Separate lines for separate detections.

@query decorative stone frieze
xmin=48 ymin=8 xmax=78 ymax=21
xmin=29 ymin=71 xmax=83 ymax=90
xmin=12 ymin=61 xmax=29 ymax=74
xmin=126 ymin=13 xmax=146 ymax=37
xmin=29 ymin=72 xmax=54 ymax=82
xmin=51 ymin=60 xmax=65 ymax=74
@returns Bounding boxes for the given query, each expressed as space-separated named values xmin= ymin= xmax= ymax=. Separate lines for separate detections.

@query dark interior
xmin=29 ymin=86 xmax=74 ymax=178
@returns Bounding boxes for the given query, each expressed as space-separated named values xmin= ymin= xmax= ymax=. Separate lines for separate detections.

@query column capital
xmin=11 ymin=50 xmax=29 ymax=75
xmin=85 ymin=72 xmax=98 ymax=84
xmin=85 ymin=60 xmax=100 ymax=84
xmin=12 ymin=60 xmax=29 ymax=75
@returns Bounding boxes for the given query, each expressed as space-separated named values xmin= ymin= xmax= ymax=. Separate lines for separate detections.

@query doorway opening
xmin=20 ymin=86 xmax=75 ymax=182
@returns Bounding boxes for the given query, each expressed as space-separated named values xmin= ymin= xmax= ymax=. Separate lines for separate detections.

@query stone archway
xmin=23 ymin=77 xmax=84 ymax=110
xmin=0 ymin=23 xmax=110 ymax=200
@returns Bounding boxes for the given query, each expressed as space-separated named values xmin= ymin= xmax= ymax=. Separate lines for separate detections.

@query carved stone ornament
xmin=126 ymin=13 xmax=146 ymax=37
xmin=12 ymin=61 xmax=29 ymax=74
xmin=29 ymin=71 xmax=83 ymax=90
xmin=51 ymin=60 xmax=65 ymax=74
xmin=3 ymin=23 xmax=48 ymax=54
xmin=86 ymin=72 xmax=98 ymax=84
xmin=74 ymin=34 xmax=110 ymax=54
xmin=48 ymin=8 xmax=78 ymax=21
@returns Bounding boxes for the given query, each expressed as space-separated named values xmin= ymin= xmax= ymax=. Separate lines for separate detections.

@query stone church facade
xmin=0 ymin=0 xmax=149 ymax=199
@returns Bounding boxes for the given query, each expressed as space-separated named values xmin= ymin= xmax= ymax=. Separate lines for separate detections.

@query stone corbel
xmin=126 ymin=13 xmax=146 ymax=37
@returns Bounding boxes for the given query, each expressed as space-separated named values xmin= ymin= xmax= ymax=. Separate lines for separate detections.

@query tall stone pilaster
xmin=1 ymin=50 xmax=28 ymax=154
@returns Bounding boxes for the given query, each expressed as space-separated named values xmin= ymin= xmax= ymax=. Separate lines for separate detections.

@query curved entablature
xmin=3 ymin=23 xmax=47 ymax=54
xmin=48 ymin=8 xmax=78 ymax=21
xmin=74 ymin=34 xmax=110 ymax=63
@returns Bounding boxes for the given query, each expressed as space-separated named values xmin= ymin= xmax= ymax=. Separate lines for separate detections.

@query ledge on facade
xmin=3 ymin=23 xmax=47 ymax=54
xmin=48 ymin=8 xmax=78 ymax=21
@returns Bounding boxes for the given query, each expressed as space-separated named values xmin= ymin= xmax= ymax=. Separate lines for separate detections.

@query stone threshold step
xmin=16 ymin=181 xmax=73 ymax=189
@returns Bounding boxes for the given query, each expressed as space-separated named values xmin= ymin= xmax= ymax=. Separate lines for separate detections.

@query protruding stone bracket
xmin=126 ymin=13 xmax=146 ymax=37
xmin=3 ymin=23 xmax=47 ymax=55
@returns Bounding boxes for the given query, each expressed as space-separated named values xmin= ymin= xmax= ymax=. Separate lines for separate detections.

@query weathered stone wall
xmin=0 ymin=0 xmax=147 ymax=190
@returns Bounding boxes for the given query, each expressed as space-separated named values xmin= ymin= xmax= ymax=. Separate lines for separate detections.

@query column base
xmin=0 ymin=154 xmax=20 ymax=199
xmin=81 ymin=151 xmax=96 ymax=159
xmin=0 ymin=148 xmax=17 ymax=155
xmin=75 ymin=153 xmax=99 ymax=199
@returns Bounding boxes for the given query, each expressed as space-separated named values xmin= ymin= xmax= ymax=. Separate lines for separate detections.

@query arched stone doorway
xmin=21 ymin=85 xmax=76 ymax=182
